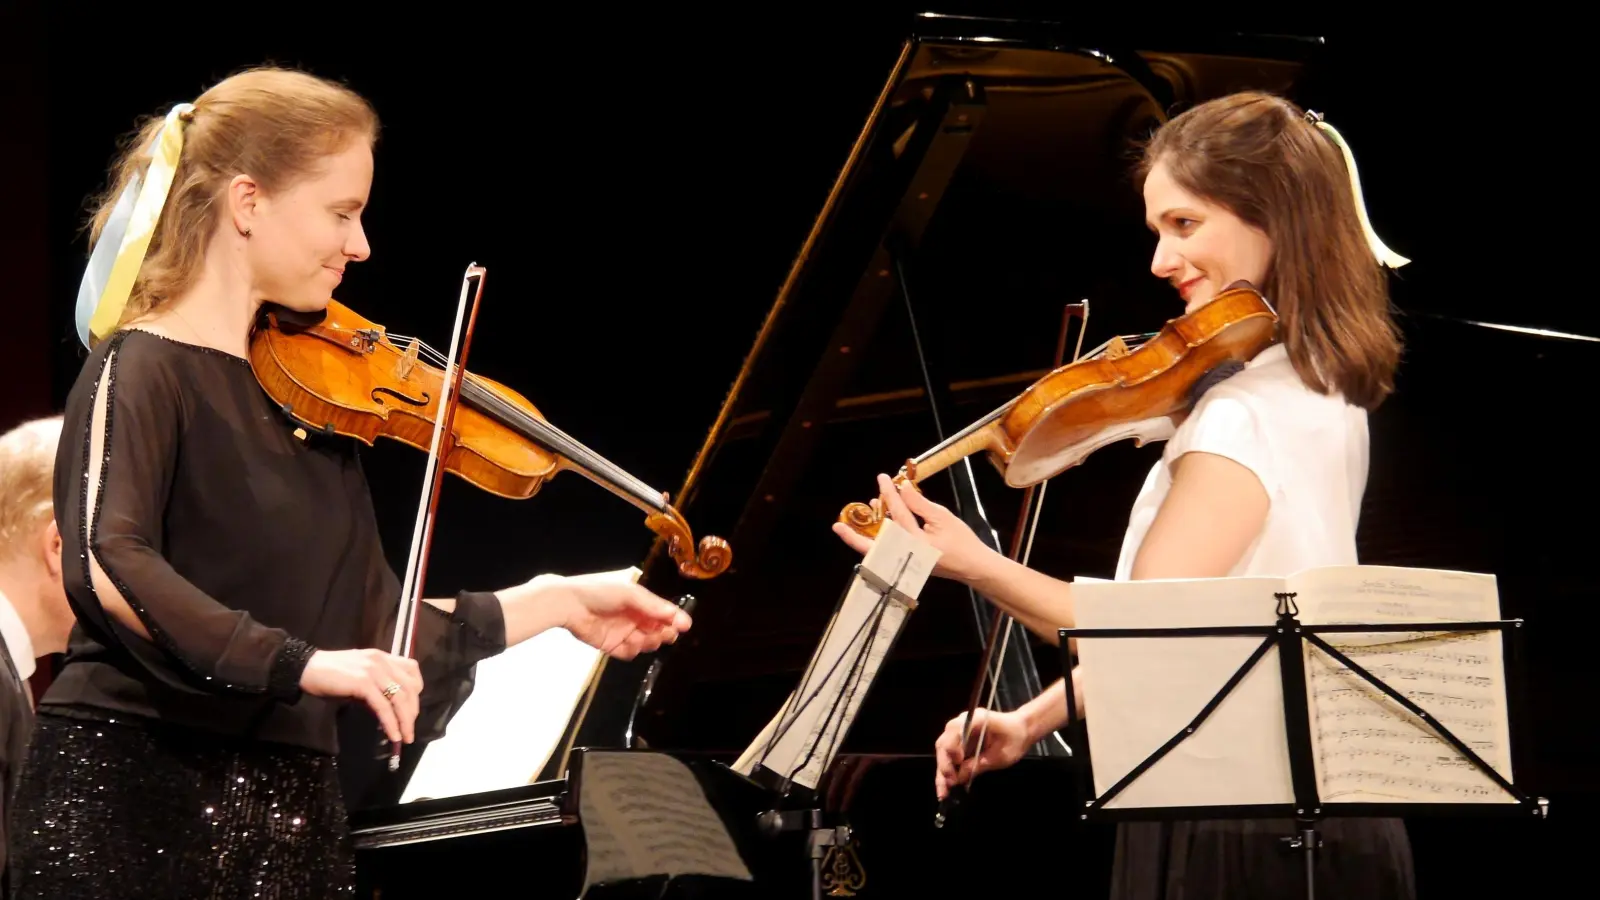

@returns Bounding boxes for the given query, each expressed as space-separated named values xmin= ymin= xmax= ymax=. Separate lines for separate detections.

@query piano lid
xmin=546 ymin=14 xmax=1332 ymax=774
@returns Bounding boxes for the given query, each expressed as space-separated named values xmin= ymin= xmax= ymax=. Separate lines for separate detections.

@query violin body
xmin=250 ymin=299 xmax=731 ymax=580
xmin=251 ymin=301 xmax=556 ymax=500
xmin=840 ymin=284 xmax=1278 ymax=537
xmin=248 ymin=301 xmax=550 ymax=496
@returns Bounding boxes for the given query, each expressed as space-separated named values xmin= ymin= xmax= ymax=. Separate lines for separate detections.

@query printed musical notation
xmin=1067 ymin=563 xmax=1521 ymax=812
xmin=1298 ymin=565 xmax=1517 ymax=804
xmin=790 ymin=596 xmax=910 ymax=789
xmin=578 ymin=751 xmax=752 ymax=893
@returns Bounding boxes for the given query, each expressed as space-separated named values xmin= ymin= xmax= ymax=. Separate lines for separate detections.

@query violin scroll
xmin=835 ymin=460 xmax=921 ymax=540
xmin=838 ymin=501 xmax=884 ymax=540
xmin=646 ymin=504 xmax=733 ymax=580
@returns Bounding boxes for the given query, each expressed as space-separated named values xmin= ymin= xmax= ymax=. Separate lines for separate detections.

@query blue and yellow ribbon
xmin=74 ymin=102 xmax=195 ymax=348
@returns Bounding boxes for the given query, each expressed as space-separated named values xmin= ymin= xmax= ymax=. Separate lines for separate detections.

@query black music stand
xmin=738 ymin=548 xmax=927 ymax=900
xmin=1058 ymin=590 xmax=1548 ymax=900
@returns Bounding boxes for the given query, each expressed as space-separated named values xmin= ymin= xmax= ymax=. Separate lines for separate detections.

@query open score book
xmin=1071 ymin=565 xmax=1518 ymax=810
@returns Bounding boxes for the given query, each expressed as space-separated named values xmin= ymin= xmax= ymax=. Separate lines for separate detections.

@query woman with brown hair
xmin=13 ymin=66 xmax=692 ymax=898
xmin=834 ymin=90 xmax=1415 ymax=898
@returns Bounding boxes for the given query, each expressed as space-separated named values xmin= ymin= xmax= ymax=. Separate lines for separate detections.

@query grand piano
xmin=344 ymin=13 xmax=1590 ymax=898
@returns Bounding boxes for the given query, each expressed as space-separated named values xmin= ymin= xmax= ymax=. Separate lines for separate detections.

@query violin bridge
xmin=395 ymin=340 xmax=420 ymax=380
xmin=1106 ymin=336 xmax=1130 ymax=359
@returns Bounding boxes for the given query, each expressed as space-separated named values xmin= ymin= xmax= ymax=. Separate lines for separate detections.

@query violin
xmin=247 ymin=291 xmax=731 ymax=582
xmin=837 ymin=282 xmax=1278 ymax=539
xmin=835 ymin=282 xmax=1277 ymax=828
xmin=249 ymin=263 xmax=726 ymax=771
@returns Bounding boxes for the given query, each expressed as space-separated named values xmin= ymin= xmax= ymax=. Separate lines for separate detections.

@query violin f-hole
xmin=372 ymin=386 xmax=431 ymax=408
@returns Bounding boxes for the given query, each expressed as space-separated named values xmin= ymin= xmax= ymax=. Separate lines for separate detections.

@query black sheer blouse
xmin=44 ymin=329 xmax=507 ymax=755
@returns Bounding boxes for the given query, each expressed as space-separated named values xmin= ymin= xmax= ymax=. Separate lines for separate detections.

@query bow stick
xmin=387 ymin=262 xmax=487 ymax=771
xmin=935 ymin=298 xmax=1088 ymax=827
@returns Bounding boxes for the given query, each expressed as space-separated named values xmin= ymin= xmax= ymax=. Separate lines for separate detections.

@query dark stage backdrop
xmin=18 ymin=5 xmax=1594 ymax=896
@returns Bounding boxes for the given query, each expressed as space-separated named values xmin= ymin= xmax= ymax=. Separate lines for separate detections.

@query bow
xmin=937 ymin=298 xmax=1089 ymax=826
xmin=386 ymin=262 xmax=487 ymax=770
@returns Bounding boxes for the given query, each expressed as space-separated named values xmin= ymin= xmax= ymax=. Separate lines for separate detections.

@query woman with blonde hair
xmin=13 ymin=66 xmax=692 ymax=898
xmin=836 ymin=90 xmax=1415 ymax=899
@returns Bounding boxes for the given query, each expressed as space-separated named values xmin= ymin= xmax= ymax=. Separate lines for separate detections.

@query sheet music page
xmin=788 ymin=596 xmax=912 ymax=789
xmin=732 ymin=520 xmax=939 ymax=790
xmin=578 ymin=750 xmax=752 ymax=894
xmin=400 ymin=568 xmax=636 ymax=803
xmin=1073 ymin=575 xmax=1296 ymax=809
xmin=1292 ymin=565 xmax=1517 ymax=804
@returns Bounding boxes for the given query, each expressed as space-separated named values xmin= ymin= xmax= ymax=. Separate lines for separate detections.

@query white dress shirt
xmin=0 ymin=586 xmax=36 ymax=682
xmin=1115 ymin=343 xmax=1370 ymax=579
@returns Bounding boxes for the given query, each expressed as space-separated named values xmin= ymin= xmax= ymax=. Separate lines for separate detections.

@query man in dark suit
xmin=0 ymin=416 xmax=78 ymax=888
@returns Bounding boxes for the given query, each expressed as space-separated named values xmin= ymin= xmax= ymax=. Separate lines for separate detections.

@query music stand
xmin=1058 ymin=578 xmax=1548 ymax=900
xmin=731 ymin=519 xmax=942 ymax=900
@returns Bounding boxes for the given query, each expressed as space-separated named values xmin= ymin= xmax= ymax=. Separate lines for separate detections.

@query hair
xmin=1137 ymin=91 xmax=1402 ymax=410
xmin=0 ymin=416 xmax=63 ymax=562
xmin=86 ymin=66 xmax=380 ymax=335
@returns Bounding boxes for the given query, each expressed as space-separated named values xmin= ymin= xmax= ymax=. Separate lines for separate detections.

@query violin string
xmin=459 ymin=378 xmax=666 ymax=508
xmin=916 ymin=404 xmax=1008 ymax=467
xmin=915 ymin=328 xmax=1137 ymax=470
xmin=1078 ymin=331 xmax=1159 ymax=360
xmin=381 ymin=332 xmax=666 ymax=506
xmin=339 ymin=327 xmax=667 ymax=510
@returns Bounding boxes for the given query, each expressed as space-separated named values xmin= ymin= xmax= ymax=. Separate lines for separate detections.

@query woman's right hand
xmin=933 ymin=707 xmax=1032 ymax=799
xmin=299 ymin=649 xmax=424 ymax=744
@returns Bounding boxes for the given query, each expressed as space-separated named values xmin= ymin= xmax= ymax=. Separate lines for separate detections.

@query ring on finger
xmin=381 ymin=681 xmax=403 ymax=699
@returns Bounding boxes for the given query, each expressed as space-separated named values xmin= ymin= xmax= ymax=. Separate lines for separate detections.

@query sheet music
xmin=400 ymin=568 xmax=636 ymax=804
xmin=577 ymin=750 xmax=752 ymax=894
xmin=1072 ymin=575 xmax=1298 ymax=809
xmin=1293 ymin=565 xmax=1517 ymax=804
xmin=733 ymin=519 xmax=940 ymax=790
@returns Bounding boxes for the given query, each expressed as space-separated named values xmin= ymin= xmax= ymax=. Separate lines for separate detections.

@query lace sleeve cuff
xmin=267 ymin=636 xmax=317 ymax=703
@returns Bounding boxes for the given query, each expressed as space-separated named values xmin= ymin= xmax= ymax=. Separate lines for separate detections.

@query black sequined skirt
xmin=9 ymin=711 xmax=354 ymax=899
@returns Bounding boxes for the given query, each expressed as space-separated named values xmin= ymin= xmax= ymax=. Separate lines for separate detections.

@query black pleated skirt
xmin=8 ymin=711 xmax=355 ymax=899
xmin=1110 ymin=817 xmax=1416 ymax=900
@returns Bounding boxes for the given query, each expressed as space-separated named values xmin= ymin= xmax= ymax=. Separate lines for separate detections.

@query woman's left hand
xmin=557 ymin=574 xmax=692 ymax=660
xmin=832 ymin=474 xmax=999 ymax=585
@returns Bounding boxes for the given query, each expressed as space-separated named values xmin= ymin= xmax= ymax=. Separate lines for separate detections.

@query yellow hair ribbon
xmin=1306 ymin=109 xmax=1410 ymax=269
xmin=75 ymin=102 xmax=195 ymax=347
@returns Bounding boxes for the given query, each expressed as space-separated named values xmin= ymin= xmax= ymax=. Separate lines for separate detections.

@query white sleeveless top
xmin=1113 ymin=343 xmax=1370 ymax=580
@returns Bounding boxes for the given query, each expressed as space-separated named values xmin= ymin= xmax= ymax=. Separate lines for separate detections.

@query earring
xmin=242 ymin=228 xmax=252 ymax=237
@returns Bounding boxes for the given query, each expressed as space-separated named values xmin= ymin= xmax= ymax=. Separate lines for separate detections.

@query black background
xmin=5 ymin=4 xmax=1592 ymax=896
